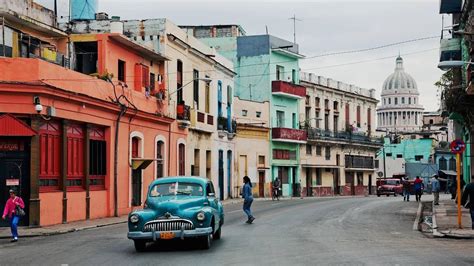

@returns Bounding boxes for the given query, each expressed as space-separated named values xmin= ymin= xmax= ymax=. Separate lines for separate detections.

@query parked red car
xmin=376 ymin=178 xmax=403 ymax=197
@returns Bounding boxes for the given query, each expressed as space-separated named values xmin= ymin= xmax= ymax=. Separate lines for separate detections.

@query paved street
xmin=1 ymin=196 xmax=473 ymax=266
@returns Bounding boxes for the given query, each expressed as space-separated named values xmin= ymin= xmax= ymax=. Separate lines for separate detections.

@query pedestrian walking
xmin=450 ymin=177 xmax=466 ymax=200
xmin=402 ymin=177 xmax=410 ymax=202
xmin=431 ymin=175 xmax=440 ymax=205
xmin=461 ymin=178 xmax=474 ymax=230
xmin=414 ymin=176 xmax=424 ymax=202
xmin=2 ymin=189 xmax=25 ymax=242
xmin=242 ymin=176 xmax=255 ymax=224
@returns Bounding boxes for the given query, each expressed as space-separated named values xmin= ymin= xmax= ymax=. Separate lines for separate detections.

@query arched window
xmin=178 ymin=143 xmax=185 ymax=175
xmin=449 ymin=157 xmax=456 ymax=171
xmin=439 ymin=157 xmax=447 ymax=170
xmin=156 ymin=140 xmax=164 ymax=178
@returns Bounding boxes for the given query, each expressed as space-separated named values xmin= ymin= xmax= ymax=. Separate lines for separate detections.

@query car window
xmin=150 ymin=182 xmax=203 ymax=197
xmin=386 ymin=180 xmax=400 ymax=185
xmin=206 ymin=182 xmax=215 ymax=196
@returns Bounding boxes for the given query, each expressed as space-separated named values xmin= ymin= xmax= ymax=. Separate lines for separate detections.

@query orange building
xmin=0 ymin=6 xmax=187 ymax=226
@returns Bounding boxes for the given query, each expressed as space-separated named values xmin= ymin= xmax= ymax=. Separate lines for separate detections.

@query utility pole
xmin=289 ymin=15 xmax=302 ymax=44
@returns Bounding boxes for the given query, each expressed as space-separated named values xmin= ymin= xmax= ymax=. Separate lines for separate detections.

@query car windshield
xmin=385 ymin=180 xmax=400 ymax=185
xmin=149 ymin=182 xmax=203 ymax=197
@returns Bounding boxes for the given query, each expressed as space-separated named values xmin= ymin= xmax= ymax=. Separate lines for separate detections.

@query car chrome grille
xmin=143 ymin=219 xmax=194 ymax=232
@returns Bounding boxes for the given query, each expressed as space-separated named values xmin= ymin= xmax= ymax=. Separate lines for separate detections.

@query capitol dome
xmin=376 ymin=56 xmax=424 ymax=133
xmin=381 ymin=56 xmax=418 ymax=94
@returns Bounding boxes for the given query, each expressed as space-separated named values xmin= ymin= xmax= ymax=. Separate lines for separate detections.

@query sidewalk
xmin=433 ymin=195 xmax=474 ymax=239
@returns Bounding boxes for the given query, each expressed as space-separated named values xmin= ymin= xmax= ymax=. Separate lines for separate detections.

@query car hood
xmin=147 ymin=196 xmax=206 ymax=216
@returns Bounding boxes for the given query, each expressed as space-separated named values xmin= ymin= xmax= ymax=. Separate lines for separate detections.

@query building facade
xmin=300 ymin=73 xmax=381 ymax=196
xmin=0 ymin=2 xmax=187 ymax=226
xmin=377 ymin=57 xmax=424 ymax=133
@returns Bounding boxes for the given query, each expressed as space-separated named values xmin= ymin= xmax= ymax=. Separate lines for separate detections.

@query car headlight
xmin=129 ymin=214 xmax=139 ymax=223
xmin=196 ymin=211 xmax=206 ymax=221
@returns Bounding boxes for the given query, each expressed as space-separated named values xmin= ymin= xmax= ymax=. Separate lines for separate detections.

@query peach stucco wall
xmin=39 ymin=192 xmax=63 ymax=226
xmin=67 ymin=191 xmax=87 ymax=222
xmin=90 ymin=190 xmax=109 ymax=219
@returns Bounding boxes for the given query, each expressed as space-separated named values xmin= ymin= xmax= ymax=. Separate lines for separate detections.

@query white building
xmin=377 ymin=57 xmax=424 ymax=133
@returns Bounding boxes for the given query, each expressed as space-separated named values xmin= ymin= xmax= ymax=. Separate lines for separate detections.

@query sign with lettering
xmin=0 ymin=140 xmax=24 ymax=151
xmin=6 ymin=179 xmax=19 ymax=186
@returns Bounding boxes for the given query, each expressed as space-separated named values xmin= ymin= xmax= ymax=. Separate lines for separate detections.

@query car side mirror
xmin=207 ymin=193 xmax=215 ymax=198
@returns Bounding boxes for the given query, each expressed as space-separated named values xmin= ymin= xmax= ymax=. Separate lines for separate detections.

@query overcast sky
xmin=40 ymin=0 xmax=446 ymax=111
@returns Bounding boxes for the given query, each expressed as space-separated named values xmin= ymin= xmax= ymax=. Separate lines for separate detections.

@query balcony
xmin=438 ymin=38 xmax=461 ymax=70
xmin=439 ymin=0 xmax=462 ymax=14
xmin=307 ymin=128 xmax=383 ymax=147
xmin=176 ymin=104 xmax=191 ymax=128
xmin=272 ymin=128 xmax=307 ymax=143
xmin=217 ymin=116 xmax=237 ymax=139
xmin=345 ymin=155 xmax=375 ymax=170
xmin=272 ymin=81 xmax=306 ymax=99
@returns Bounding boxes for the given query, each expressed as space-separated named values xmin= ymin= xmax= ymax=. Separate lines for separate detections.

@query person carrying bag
xmin=2 ymin=189 xmax=25 ymax=242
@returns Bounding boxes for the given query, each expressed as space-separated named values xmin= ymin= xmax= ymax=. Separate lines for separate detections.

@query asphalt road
xmin=1 ymin=196 xmax=473 ymax=266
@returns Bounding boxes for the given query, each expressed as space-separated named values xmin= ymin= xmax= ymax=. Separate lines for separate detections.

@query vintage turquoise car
xmin=127 ymin=176 xmax=224 ymax=251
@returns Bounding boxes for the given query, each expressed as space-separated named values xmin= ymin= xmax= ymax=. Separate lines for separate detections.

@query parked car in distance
xmin=376 ymin=178 xmax=403 ymax=197
xmin=127 ymin=176 xmax=224 ymax=251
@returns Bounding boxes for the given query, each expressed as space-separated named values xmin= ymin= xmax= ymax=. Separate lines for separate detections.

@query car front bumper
xmin=127 ymin=227 xmax=213 ymax=241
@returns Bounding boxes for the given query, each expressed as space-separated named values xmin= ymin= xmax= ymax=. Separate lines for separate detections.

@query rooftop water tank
xmin=71 ymin=0 xmax=98 ymax=21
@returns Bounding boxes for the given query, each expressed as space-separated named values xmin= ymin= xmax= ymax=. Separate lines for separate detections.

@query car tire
xmin=200 ymin=234 xmax=211 ymax=250
xmin=386 ymin=194 xmax=389 ymax=197
xmin=134 ymin=240 xmax=147 ymax=252
xmin=213 ymin=225 xmax=222 ymax=240
xmin=377 ymin=194 xmax=380 ymax=197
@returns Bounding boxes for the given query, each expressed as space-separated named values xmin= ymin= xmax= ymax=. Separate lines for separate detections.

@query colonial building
xmin=65 ymin=18 xmax=237 ymax=200
xmin=0 ymin=1 xmax=186 ymax=226
xmin=300 ymin=73 xmax=381 ymax=196
xmin=377 ymin=56 xmax=424 ymax=133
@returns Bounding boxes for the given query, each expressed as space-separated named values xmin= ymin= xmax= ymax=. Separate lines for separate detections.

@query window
xmin=414 ymin=98 xmax=417 ymax=104
xmin=66 ymin=124 xmax=85 ymax=189
xmin=292 ymin=69 xmax=296 ymax=83
xmin=396 ymin=154 xmax=403 ymax=158
xmin=315 ymin=97 xmax=320 ymax=108
xmin=156 ymin=141 xmax=165 ymax=178
xmin=325 ymin=114 xmax=329 ymax=130
xmin=306 ymin=145 xmax=312 ymax=155
xmin=439 ymin=157 xmax=447 ymax=170
xmin=357 ymin=173 xmax=363 ymax=186
xmin=276 ymin=111 xmax=285 ymax=127
xmin=415 ymin=155 xmax=423 ymax=161
xmin=39 ymin=121 xmax=61 ymax=191
xmin=206 ymin=150 xmax=211 ymax=179
xmin=150 ymin=73 xmax=156 ymax=92
xmin=118 ymin=60 xmax=126 ymax=82
xmin=256 ymin=111 xmax=262 ymax=118
xmin=258 ymin=155 xmax=265 ymax=166
xmin=315 ymin=169 xmax=322 ymax=186
xmin=367 ymin=108 xmax=371 ymax=129
xmin=177 ymin=60 xmax=183 ymax=104
xmin=325 ymin=146 xmax=331 ymax=160
xmin=356 ymin=106 xmax=361 ymax=128
xmin=316 ymin=146 xmax=322 ymax=156
xmin=276 ymin=65 xmax=284 ymax=80
xmin=333 ymin=101 xmax=339 ymax=111
xmin=193 ymin=69 xmax=199 ymax=109
xmin=384 ymin=98 xmax=386 ymax=105
xmin=178 ymin=143 xmax=185 ymax=175
xmin=449 ymin=157 xmax=456 ymax=170
xmin=192 ymin=149 xmax=200 ymax=176
xmin=292 ymin=113 xmax=297 ymax=129
xmin=205 ymin=78 xmax=210 ymax=113
xmin=409 ymin=98 xmax=412 ymax=104
xmin=89 ymin=127 xmax=106 ymax=189
xmin=242 ymin=110 xmax=248 ymax=116
xmin=273 ymin=149 xmax=297 ymax=160
xmin=217 ymin=81 xmax=223 ymax=117
xmin=386 ymin=153 xmax=392 ymax=157
xmin=345 ymin=103 xmax=350 ymax=127
xmin=324 ymin=99 xmax=330 ymax=110
xmin=388 ymin=98 xmax=391 ymax=105
xmin=402 ymin=97 xmax=405 ymax=104
xmin=315 ymin=111 xmax=320 ymax=128
xmin=395 ymin=98 xmax=398 ymax=105
xmin=429 ymin=119 xmax=434 ymax=125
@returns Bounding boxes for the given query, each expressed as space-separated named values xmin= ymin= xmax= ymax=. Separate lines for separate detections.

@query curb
xmin=413 ymin=202 xmax=423 ymax=231
xmin=431 ymin=201 xmax=445 ymax=238
xmin=0 ymin=220 xmax=127 ymax=240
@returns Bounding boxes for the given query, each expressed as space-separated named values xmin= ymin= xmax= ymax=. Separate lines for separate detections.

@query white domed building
xmin=376 ymin=56 xmax=424 ymax=133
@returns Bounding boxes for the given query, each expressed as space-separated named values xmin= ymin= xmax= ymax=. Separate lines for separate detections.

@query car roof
xmin=150 ymin=176 xmax=209 ymax=187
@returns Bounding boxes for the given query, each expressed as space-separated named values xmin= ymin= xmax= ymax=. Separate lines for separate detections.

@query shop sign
xmin=6 ymin=179 xmax=20 ymax=186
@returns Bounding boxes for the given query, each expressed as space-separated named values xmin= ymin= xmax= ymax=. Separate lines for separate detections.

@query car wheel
xmin=200 ymin=234 xmax=211 ymax=250
xmin=134 ymin=240 xmax=147 ymax=252
xmin=377 ymin=194 xmax=380 ymax=197
xmin=213 ymin=225 xmax=222 ymax=240
xmin=386 ymin=194 xmax=389 ymax=197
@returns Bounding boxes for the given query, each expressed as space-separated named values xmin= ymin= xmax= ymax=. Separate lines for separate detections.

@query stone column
xmin=29 ymin=117 xmax=41 ymax=226
xmin=61 ymin=120 xmax=68 ymax=224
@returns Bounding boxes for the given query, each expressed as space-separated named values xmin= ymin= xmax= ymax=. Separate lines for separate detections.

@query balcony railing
xmin=272 ymin=81 xmax=306 ymax=99
xmin=345 ymin=155 xmax=374 ymax=169
xmin=307 ymin=128 xmax=383 ymax=146
xmin=218 ymin=116 xmax=237 ymax=133
xmin=176 ymin=104 xmax=190 ymax=121
xmin=272 ymin=127 xmax=307 ymax=143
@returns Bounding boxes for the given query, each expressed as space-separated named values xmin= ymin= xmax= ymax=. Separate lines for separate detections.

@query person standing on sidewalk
xmin=2 ymin=189 xmax=25 ymax=242
xmin=461 ymin=179 xmax=474 ymax=230
xmin=402 ymin=177 xmax=411 ymax=202
xmin=242 ymin=176 xmax=255 ymax=224
xmin=431 ymin=175 xmax=441 ymax=205
xmin=414 ymin=176 xmax=424 ymax=202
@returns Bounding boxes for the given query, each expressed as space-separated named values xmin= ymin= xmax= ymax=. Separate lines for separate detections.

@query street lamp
xmin=168 ymin=77 xmax=212 ymax=104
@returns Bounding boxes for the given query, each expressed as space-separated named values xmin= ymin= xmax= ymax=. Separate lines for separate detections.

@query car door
xmin=206 ymin=182 xmax=220 ymax=226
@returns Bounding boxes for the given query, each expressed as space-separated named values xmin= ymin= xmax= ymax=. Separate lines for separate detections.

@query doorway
xmin=218 ymin=150 xmax=224 ymax=200
xmin=131 ymin=137 xmax=142 ymax=206
xmin=306 ymin=168 xmax=313 ymax=196
xmin=346 ymin=171 xmax=355 ymax=196
xmin=368 ymin=174 xmax=372 ymax=195
xmin=0 ymin=139 xmax=30 ymax=227
xmin=258 ymin=171 xmax=265 ymax=197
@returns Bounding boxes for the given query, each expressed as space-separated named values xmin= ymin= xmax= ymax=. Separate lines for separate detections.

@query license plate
xmin=160 ymin=232 xmax=175 ymax=240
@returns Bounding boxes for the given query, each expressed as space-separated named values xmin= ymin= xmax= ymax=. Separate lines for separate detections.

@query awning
xmin=439 ymin=170 xmax=457 ymax=176
xmin=0 ymin=114 xmax=37 ymax=137
xmin=131 ymin=158 xmax=158 ymax=170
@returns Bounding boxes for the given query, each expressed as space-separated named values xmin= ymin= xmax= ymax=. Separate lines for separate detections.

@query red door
xmin=258 ymin=172 xmax=265 ymax=197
